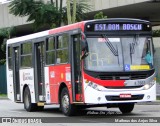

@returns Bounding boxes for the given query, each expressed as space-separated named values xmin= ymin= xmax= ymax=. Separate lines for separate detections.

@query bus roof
xmin=7 ymin=18 xmax=149 ymax=45
xmin=7 ymin=21 xmax=85 ymax=45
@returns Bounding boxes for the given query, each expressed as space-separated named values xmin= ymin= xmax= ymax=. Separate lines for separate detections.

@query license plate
xmin=120 ymin=94 xmax=131 ymax=98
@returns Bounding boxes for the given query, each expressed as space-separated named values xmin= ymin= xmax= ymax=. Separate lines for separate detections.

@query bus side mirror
xmin=81 ymin=40 xmax=88 ymax=51
xmin=81 ymin=40 xmax=89 ymax=60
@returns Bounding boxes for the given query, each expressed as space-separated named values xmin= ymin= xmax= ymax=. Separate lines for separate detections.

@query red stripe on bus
xmin=48 ymin=22 xmax=85 ymax=35
xmin=84 ymin=73 xmax=125 ymax=87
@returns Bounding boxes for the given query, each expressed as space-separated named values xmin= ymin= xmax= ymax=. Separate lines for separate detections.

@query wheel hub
xmin=62 ymin=94 xmax=69 ymax=112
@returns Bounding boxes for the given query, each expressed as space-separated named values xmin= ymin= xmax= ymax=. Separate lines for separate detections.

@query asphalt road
xmin=156 ymin=83 xmax=160 ymax=96
xmin=0 ymin=99 xmax=160 ymax=126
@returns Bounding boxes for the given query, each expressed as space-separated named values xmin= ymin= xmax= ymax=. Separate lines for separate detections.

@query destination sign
xmin=95 ymin=24 xmax=142 ymax=31
xmin=85 ymin=22 xmax=151 ymax=32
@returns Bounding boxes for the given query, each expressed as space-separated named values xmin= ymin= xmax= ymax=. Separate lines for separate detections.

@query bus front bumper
xmin=84 ymin=83 xmax=156 ymax=104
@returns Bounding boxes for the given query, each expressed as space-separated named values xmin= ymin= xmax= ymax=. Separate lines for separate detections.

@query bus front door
xmin=71 ymin=34 xmax=82 ymax=102
xmin=13 ymin=47 xmax=20 ymax=101
xmin=34 ymin=42 xmax=45 ymax=102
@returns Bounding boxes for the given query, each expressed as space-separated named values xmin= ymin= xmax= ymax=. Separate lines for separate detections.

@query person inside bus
xmin=145 ymin=51 xmax=153 ymax=68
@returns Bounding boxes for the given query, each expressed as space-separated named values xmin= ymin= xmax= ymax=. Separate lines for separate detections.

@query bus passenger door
xmin=71 ymin=34 xmax=82 ymax=102
xmin=13 ymin=46 xmax=20 ymax=101
xmin=34 ymin=41 xmax=45 ymax=102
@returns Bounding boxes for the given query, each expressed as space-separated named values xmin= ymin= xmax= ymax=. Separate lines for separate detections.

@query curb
xmin=0 ymin=97 xmax=8 ymax=100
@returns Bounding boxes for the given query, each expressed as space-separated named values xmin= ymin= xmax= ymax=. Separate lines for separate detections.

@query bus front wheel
xmin=118 ymin=103 xmax=134 ymax=114
xmin=23 ymin=87 xmax=37 ymax=112
xmin=60 ymin=87 xmax=76 ymax=116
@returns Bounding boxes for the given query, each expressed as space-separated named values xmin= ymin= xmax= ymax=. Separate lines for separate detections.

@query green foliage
xmin=0 ymin=27 xmax=16 ymax=65
xmin=62 ymin=0 xmax=92 ymax=24
xmin=28 ymin=3 xmax=59 ymax=29
xmin=9 ymin=0 xmax=92 ymax=29
xmin=1 ymin=38 xmax=7 ymax=52
xmin=153 ymin=30 xmax=160 ymax=37
xmin=0 ymin=59 xmax=6 ymax=65
xmin=0 ymin=94 xmax=7 ymax=97
xmin=0 ymin=27 xmax=16 ymax=38
xmin=0 ymin=29 xmax=8 ymax=38
xmin=9 ymin=0 xmax=59 ymax=30
xmin=94 ymin=11 xmax=107 ymax=19
xmin=9 ymin=0 xmax=36 ymax=16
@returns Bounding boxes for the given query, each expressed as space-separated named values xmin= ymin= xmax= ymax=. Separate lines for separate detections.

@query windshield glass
xmin=84 ymin=36 xmax=153 ymax=72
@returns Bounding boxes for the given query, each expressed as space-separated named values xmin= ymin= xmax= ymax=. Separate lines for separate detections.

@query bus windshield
xmin=84 ymin=36 xmax=153 ymax=72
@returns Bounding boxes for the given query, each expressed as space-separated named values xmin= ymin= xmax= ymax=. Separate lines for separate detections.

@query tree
xmin=67 ymin=0 xmax=77 ymax=24
xmin=94 ymin=11 xmax=107 ymax=19
xmin=0 ymin=27 xmax=16 ymax=64
xmin=67 ymin=0 xmax=72 ymax=24
xmin=58 ymin=0 xmax=63 ymax=26
xmin=72 ymin=0 xmax=77 ymax=23
xmin=63 ymin=0 xmax=92 ymax=25
xmin=153 ymin=30 xmax=160 ymax=37
xmin=9 ymin=0 xmax=91 ymax=30
xmin=9 ymin=0 xmax=59 ymax=30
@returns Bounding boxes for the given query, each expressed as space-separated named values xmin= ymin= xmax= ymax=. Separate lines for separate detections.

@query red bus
xmin=7 ymin=18 xmax=156 ymax=116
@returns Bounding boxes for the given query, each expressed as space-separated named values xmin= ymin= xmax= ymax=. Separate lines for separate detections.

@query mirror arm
xmin=81 ymin=31 xmax=86 ymax=40
xmin=81 ymin=50 xmax=89 ymax=60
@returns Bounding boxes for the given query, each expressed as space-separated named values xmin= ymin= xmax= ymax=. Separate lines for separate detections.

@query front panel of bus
xmin=82 ymin=19 xmax=156 ymax=104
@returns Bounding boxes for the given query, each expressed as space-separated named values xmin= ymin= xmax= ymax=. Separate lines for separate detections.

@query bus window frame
xmin=20 ymin=41 xmax=33 ymax=69
xmin=7 ymin=45 xmax=13 ymax=70
xmin=45 ymin=36 xmax=56 ymax=65
xmin=45 ymin=33 xmax=70 ymax=66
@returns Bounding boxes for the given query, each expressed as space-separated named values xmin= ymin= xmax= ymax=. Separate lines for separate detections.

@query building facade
xmin=1 ymin=0 xmax=160 ymax=30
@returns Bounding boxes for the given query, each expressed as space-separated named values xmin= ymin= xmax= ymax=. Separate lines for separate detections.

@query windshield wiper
xmin=130 ymin=35 xmax=139 ymax=54
xmin=130 ymin=35 xmax=139 ymax=63
xmin=102 ymin=34 xmax=118 ymax=56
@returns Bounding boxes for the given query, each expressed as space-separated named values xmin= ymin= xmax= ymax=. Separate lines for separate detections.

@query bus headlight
xmin=88 ymin=82 xmax=104 ymax=91
xmin=143 ymin=80 xmax=155 ymax=90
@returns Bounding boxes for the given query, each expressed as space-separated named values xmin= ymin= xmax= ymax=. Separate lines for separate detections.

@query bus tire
xmin=23 ymin=87 xmax=37 ymax=112
xmin=118 ymin=103 xmax=134 ymax=114
xmin=60 ymin=87 xmax=76 ymax=116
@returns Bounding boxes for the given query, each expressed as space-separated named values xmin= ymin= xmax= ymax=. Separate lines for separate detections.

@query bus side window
xmin=46 ymin=37 xmax=56 ymax=65
xmin=8 ymin=47 xmax=12 ymax=70
xmin=21 ymin=42 xmax=32 ymax=68
xmin=56 ymin=34 xmax=69 ymax=64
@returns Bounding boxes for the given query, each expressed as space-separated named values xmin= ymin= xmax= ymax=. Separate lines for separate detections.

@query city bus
xmin=6 ymin=18 xmax=156 ymax=116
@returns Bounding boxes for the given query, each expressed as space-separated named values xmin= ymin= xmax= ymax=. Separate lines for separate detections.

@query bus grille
xmin=97 ymin=74 xmax=148 ymax=80
xmin=105 ymin=94 xmax=144 ymax=101
xmin=105 ymin=86 xmax=143 ymax=89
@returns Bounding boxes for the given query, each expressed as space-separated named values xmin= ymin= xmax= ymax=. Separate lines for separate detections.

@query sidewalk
xmin=0 ymin=95 xmax=8 ymax=100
